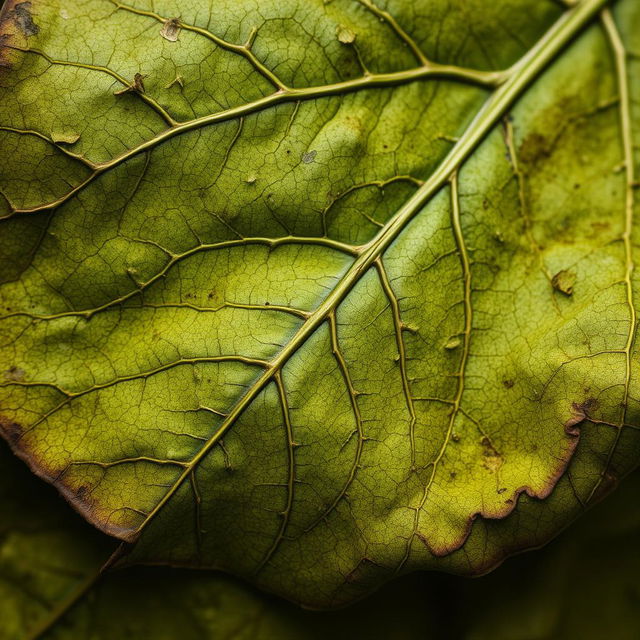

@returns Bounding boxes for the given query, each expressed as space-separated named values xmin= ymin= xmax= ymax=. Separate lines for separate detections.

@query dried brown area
xmin=0 ymin=0 xmax=38 ymax=68
xmin=420 ymin=415 xmax=582 ymax=560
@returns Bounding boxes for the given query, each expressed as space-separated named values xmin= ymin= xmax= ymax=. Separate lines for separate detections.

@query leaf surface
xmin=3 ymin=436 xmax=640 ymax=640
xmin=1 ymin=0 xmax=640 ymax=606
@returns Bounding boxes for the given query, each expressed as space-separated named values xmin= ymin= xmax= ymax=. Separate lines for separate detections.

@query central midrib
xmin=134 ymin=0 xmax=611 ymax=542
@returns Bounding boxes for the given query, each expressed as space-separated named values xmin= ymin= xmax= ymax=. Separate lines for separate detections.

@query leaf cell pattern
xmin=1 ymin=0 xmax=640 ymax=607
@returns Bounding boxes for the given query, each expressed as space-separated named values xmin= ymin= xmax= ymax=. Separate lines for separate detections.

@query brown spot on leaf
xmin=518 ymin=132 xmax=551 ymax=166
xmin=552 ymin=269 xmax=576 ymax=296
xmin=114 ymin=72 xmax=146 ymax=96
xmin=75 ymin=484 xmax=89 ymax=499
xmin=12 ymin=1 xmax=38 ymax=36
xmin=160 ymin=17 xmax=180 ymax=42
xmin=565 ymin=397 xmax=598 ymax=434
xmin=480 ymin=436 xmax=503 ymax=474
xmin=0 ymin=0 xmax=29 ymax=68
xmin=0 ymin=415 xmax=23 ymax=444
xmin=3 ymin=365 xmax=25 ymax=381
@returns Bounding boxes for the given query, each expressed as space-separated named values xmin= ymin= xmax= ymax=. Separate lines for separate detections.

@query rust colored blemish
xmin=518 ymin=131 xmax=551 ymax=166
xmin=0 ymin=33 xmax=11 ymax=68
xmin=0 ymin=1 xmax=21 ymax=69
xmin=564 ymin=397 xmax=598 ymax=434
xmin=0 ymin=0 xmax=39 ymax=68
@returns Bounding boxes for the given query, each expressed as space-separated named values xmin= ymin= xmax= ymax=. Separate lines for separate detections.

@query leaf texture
xmin=1 ymin=0 xmax=640 ymax=606
xmin=3 ymin=436 xmax=640 ymax=640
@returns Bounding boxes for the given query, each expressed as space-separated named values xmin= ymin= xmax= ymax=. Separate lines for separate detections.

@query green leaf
xmin=1 ymin=0 xmax=639 ymax=607
xmin=0 ymin=441 xmax=110 ymax=639
xmin=4 ymin=435 xmax=640 ymax=639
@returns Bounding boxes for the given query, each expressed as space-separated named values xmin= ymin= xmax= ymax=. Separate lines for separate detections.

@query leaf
xmin=0 ymin=0 xmax=639 ymax=608
xmin=4 ymin=434 xmax=640 ymax=639
xmin=0 ymin=440 xmax=110 ymax=639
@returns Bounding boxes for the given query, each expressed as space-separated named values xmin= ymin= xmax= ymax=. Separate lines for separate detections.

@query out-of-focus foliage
xmin=2 ymin=438 xmax=640 ymax=639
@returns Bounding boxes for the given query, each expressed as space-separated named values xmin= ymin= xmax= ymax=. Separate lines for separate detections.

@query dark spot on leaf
xmin=503 ymin=379 xmax=514 ymax=389
xmin=12 ymin=2 xmax=39 ymax=36
xmin=480 ymin=436 xmax=502 ymax=473
xmin=76 ymin=485 xmax=89 ymax=498
xmin=564 ymin=397 xmax=598 ymax=434
xmin=0 ymin=34 xmax=12 ymax=68
xmin=3 ymin=365 xmax=25 ymax=381
xmin=519 ymin=131 xmax=551 ymax=166
xmin=0 ymin=415 xmax=23 ymax=444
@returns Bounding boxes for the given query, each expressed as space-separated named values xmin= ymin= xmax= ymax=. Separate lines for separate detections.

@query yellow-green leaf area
xmin=1 ymin=0 xmax=640 ymax=608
